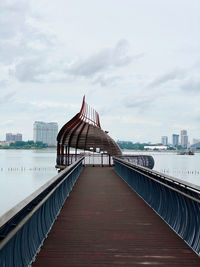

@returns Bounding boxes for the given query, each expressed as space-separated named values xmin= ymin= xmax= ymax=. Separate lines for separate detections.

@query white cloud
xmin=181 ymin=79 xmax=200 ymax=92
xmin=68 ymin=39 xmax=135 ymax=77
xmin=103 ymin=114 xmax=161 ymax=127
xmin=17 ymin=100 xmax=79 ymax=110
xmin=0 ymin=92 xmax=15 ymax=104
xmin=0 ymin=0 xmax=200 ymax=142
xmin=149 ymin=69 xmax=185 ymax=87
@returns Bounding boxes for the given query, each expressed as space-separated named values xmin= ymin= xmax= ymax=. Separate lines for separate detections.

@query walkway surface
xmin=33 ymin=167 xmax=200 ymax=266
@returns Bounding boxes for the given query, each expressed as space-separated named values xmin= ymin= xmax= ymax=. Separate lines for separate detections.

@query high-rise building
xmin=6 ymin=133 xmax=22 ymax=142
xmin=180 ymin=130 xmax=188 ymax=148
xmin=193 ymin=138 xmax=200 ymax=145
xmin=161 ymin=136 xmax=168 ymax=145
xmin=33 ymin=121 xmax=58 ymax=146
xmin=181 ymin=130 xmax=187 ymax=136
xmin=172 ymin=134 xmax=179 ymax=147
xmin=6 ymin=133 xmax=13 ymax=141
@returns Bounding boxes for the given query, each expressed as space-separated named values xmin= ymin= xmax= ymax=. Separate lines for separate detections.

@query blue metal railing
xmin=113 ymin=157 xmax=200 ymax=255
xmin=0 ymin=157 xmax=84 ymax=267
xmin=117 ymin=154 xmax=154 ymax=169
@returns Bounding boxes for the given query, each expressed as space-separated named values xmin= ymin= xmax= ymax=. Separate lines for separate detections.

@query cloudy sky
xmin=0 ymin=0 xmax=200 ymax=143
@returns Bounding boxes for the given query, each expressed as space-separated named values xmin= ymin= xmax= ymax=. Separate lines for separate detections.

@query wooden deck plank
xmin=33 ymin=167 xmax=200 ymax=266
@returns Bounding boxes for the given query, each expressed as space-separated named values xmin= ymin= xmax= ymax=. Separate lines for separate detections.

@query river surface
xmin=0 ymin=149 xmax=200 ymax=217
xmin=0 ymin=149 xmax=57 ymax=217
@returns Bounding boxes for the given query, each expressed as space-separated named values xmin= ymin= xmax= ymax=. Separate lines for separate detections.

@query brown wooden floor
xmin=33 ymin=167 xmax=200 ymax=266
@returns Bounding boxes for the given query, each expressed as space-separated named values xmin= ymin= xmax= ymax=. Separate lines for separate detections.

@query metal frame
xmin=0 ymin=157 xmax=84 ymax=266
xmin=118 ymin=154 xmax=154 ymax=169
xmin=56 ymin=96 xmax=122 ymax=167
xmin=113 ymin=157 xmax=200 ymax=255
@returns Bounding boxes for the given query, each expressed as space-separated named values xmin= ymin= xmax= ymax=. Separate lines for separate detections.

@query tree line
xmin=0 ymin=141 xmax=47 ymax=149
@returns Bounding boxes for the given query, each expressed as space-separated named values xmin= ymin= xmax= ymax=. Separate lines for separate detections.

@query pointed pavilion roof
xmin=57 ymin=96 xmax=122 ymax=156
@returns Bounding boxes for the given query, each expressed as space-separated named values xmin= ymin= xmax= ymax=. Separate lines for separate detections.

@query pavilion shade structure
xmin=57 ymin=96 xmax=122 ymax=165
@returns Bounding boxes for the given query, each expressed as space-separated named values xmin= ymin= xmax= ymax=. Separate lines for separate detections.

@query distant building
xmin=33 ymin=121 xmax=58 ymax=146
xmin=161 ymin=136 xmax=168 ymax=145
xmin=191 ymin=142 xmax=200 ymax=149
xmin=193 ymin=138 xmax=200 ymax=145
xmin=0 ymin=141 xmax=14 ymax=146
xmin=6 ymin=133 xmax=22 ymax=142
xmin=172 ymin=134 xmax=179 ymax=147
xmin=180 ymin=130 xmax=188 ymax=148
xmin=181 ymin=129 xmax=187 ymax=135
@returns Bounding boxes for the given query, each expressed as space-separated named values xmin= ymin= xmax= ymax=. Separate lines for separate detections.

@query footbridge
xmin=0 ymin=98 xmax=200 ymax=266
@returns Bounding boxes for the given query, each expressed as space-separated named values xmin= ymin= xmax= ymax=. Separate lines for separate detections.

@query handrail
xmin=0 ymin=157 xmax=84 ymax=266
xmin=117 ymin=154 xmax=155 ymax=169
xmin=114 ymin=156 xmax=200 ymax=195
xmin=113 ymin=156 xmax=200 ymax=255
xmin=0 ymin=158 xmax=83 ymax=249
xmin=0 ymin=157 xmax=84 ymax=229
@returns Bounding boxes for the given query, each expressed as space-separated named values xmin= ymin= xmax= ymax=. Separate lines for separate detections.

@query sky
xmin=0 ymin=0 xmax=200 ymax=144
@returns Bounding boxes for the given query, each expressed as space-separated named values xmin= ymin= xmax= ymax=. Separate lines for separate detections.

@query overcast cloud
xmin=0 ymin=0 xmax=200 ymax=143
xmin=181 ymin=79 xmax=200 ymax=92
xmin=149 ymin=69 xmax=185 ymax=87
xmin=68 ymin=39 xmax=133 ymax=77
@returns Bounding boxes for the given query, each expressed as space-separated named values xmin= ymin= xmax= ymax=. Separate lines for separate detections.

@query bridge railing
xmin=113 ymin=156 xmax=200 ymax=255
xmin=57 ymin=153 xmax=113 ymax=167
xmin=117 ymin=154 xmax=154 ymax=169
xmin=56 ymin=154 xmax=83 ymax=166
xmin=0 ymin=157 xmax=84 ymax=267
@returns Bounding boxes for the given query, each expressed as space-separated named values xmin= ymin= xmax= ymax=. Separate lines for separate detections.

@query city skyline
xmin=1 ymin=123 xmax=199 ymax=146
xmin=0 ymin=1 xmax=200 ymax=142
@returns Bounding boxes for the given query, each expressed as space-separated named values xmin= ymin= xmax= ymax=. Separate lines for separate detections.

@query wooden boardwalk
xmin=33 ymin=167 xmax=200 ymax=266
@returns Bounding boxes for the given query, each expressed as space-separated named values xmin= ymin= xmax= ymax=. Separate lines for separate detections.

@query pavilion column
xmin=75 ymin=148 xmax=77 ymax=161
xmin=63 ymin=145 xmax=67 ymax=165
xmin=61 ymin=145 xmax=64 ymax=166
xmin=109 ymin=155 xmax=111 ymax=167
xmin=101 ymin=153 xmax=103 ymax=167
xmin=67 ymin=146 xmax=70 ymax=166
xmin=57 ymin=143 xmax=60 ymax=165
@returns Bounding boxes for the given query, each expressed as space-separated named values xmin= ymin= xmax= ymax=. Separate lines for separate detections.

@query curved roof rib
xmin=57 ymin=96 xmax=122 ymax=156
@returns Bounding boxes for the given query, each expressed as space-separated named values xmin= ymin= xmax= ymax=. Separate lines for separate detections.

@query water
xmin=0 ymin=149 xmax=57 ymax=217
xmin=0 ymin=149 xmax=200 ymax=218
xmin=123 ymin=150 xmax=200 ymax=186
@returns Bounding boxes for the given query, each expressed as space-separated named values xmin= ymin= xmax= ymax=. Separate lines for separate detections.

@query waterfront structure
xmin=1 ymin=100 xmax=200 ymax=266
xmin=6 ymin=133 xmax=22 ymax=142
xmin=33 ymin=121 xmax=58 ymax=146
xmin=180 ymin=130 xmax=188 ymax=148
xmin=2 ymin=157 xmax=200 ymax=266
xmin=161 ymin=136 xmax=168 ymax=145
xmin=172 ymin=134 xmax=179 ymax=147
xmin=57 ymin=96 xmax=122 ymax=166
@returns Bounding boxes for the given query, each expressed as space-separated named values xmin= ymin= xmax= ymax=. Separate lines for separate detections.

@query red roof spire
xmin=79 ymin=96 xmax=101 ymax=128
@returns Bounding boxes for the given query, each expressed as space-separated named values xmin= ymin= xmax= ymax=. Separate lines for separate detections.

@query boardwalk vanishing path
xmin=33 ymin=167 xmax=200 ymax=266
